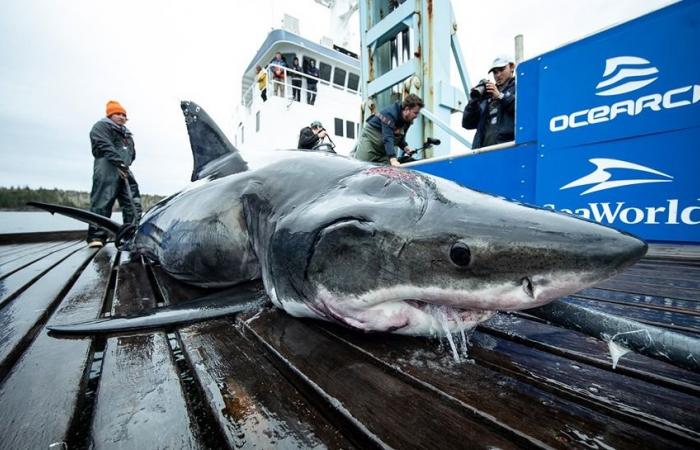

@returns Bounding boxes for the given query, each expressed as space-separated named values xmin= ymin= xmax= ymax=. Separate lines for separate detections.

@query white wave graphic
xmin=560 ymin=158 xmax=673 ymax=196
xmin=595 ymin=56 xmax=659 ymax=96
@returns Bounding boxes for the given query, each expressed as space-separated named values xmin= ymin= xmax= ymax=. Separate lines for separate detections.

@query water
xmin=0 ymin=211 xmax=116 ymax=233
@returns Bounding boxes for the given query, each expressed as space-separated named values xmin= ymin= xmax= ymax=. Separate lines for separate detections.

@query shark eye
xmin=449 ymin=242 xmax=471 ymax=268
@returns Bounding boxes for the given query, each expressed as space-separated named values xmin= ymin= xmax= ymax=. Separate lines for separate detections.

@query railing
xmin=242 ymin=64 xmax=359 ymax=109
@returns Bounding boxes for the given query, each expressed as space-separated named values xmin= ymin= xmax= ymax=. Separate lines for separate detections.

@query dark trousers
xmin=307 ymin=86 xmax=317 ymax=105
xmin=87 ymin=166 xmax=142 ymax=242
xmin=260 ymin=88 xmax=267 ymax=102
xmin=291 ymin=79 xmax=302 ymax=102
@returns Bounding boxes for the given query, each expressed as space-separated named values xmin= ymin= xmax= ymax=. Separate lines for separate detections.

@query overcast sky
xmin=0 ymin=0 xmax=675 ymax=195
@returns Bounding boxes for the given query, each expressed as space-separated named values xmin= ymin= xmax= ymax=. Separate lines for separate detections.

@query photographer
xmin=298 ymin=120 xmax=327 ymax=149
xmin=462 ymin=55 xmax=516 ymax=149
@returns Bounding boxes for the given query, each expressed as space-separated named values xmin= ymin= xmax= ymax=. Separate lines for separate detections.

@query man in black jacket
xmin=298 ymin=120 xmax=327 ymax=149
xmin=462 ymin=55 xmax=516 ymax=149
xmin=355 ymin=94 xmax=424 ymax=166
xmin=86 ymin=100 xmax=142 ymax=248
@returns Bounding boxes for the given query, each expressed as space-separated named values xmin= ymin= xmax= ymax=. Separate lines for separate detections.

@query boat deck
xmin=0 ymin=231 xmax=698 ymax=449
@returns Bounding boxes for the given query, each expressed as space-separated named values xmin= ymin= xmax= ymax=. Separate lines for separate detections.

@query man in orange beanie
xmin=86 ymin=100 xmax=143 ymax=247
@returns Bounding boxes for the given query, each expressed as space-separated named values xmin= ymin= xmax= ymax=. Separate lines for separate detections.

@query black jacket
xmin=298 ymin=127 xmax=320 ymax=149
xmin=90 ymin=117 xmax=135 ymax=167
xmin=462 ymin=77 xmax=516 ymax=149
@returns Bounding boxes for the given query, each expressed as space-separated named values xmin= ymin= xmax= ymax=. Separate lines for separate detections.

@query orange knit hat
xmin=106 ymin=100 xmax=127 ymax=117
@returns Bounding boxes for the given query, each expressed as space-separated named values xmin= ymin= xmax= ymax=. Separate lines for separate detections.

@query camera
xmin=470 ymin=79 xmax=490 ymax=100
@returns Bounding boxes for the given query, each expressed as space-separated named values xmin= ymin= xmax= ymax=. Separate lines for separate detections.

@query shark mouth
xmin=403 ymin=299 xmax=495 ymax=325
xmin=302 ymin=284 xmax=535 ymax=336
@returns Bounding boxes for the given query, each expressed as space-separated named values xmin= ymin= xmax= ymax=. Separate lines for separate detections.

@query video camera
xmin=397 ymin=137 xmax=441 ymax=163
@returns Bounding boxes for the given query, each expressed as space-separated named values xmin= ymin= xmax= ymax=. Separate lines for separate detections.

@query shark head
xmin=268 ymin=165 xmax=647 ymax=336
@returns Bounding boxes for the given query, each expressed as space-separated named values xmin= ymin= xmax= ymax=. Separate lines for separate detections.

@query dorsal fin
xmin=181 ymin=100 xmax=248 ymax=181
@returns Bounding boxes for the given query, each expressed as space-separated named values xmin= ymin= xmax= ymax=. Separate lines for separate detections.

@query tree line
xmin=0 ymin=186 xmax=164 ymax=211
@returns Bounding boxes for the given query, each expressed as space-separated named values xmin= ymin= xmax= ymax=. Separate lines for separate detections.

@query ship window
xmin=346 ymin=120 xmax=355 ymax=139
xmin=319 ymin=62 xmax=332 ymax=82
xmin=333 ymin=67 xmax=347 ymax=87
xmin=256 ymin=111 xmax=260 ymax=132
xmin=334 ymin=118 xmax=344 ymax=137
xmin=348 ymin=73 xmax=359 ymax=91
xmin=241 ymin=127 xmax=244 ymax=144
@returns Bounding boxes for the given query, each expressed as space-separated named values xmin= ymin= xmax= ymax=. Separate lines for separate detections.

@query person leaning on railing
xmin=290 ymin=57 xmax=303 ymax=102
xmin=304 ymin=60 xmax=319 ymax=105
xmin=354 ymin=94 xmax=424 ymax=167
xmin=255 ymin=65 xmax=267 ymax=102
xmin=270 ymin=52 xmax=287 ymax=97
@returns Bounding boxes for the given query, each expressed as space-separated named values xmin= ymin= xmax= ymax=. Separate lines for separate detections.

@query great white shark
xmin=31 ymin=100 xmax=648 ymax=338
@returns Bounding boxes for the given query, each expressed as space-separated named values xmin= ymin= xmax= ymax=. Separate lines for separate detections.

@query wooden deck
xmin=0 ymin=232 xmax=698 ymax=449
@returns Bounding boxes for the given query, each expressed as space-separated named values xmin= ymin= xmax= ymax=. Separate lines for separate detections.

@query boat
xmin=234 ymin=27 xmax=361 ymax=156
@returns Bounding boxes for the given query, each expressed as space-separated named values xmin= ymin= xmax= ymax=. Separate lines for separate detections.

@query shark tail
xmin=27 ymin=201 xmax=137 ymax=247
xmin=28 ymin=201 xmax=120 ymax=234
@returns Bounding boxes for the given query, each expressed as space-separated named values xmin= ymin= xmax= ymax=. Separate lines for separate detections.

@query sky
xmin=0 ymin=0 xmax=676 ymax=196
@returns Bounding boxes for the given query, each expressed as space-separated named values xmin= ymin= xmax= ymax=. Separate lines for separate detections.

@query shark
xmin=32 ymin=101 xmax=648 ymax=338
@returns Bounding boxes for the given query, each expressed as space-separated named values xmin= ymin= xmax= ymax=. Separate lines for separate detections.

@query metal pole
xmin=515 ymin=34 xmax=524 ymax=64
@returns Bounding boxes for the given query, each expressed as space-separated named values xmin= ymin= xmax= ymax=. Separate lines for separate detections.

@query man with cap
xmin=86 ymin=100 xmax=143 ymax=248
xmin=298 ymin=120 xmax=328 ymax=149
xmin=462 ymin=55 xmax=516 ymax=149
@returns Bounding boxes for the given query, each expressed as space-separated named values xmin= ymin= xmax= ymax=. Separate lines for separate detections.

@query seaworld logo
xmin=595 ymin=56 xmax=658 ymax=96
xmin=549 ymin=56 xmax=699 ymax=132
xmin=547 ymin=158 xmax=698 ymax=225
xmin=560 ymin=158 xmax=673 ymax=196
xmin=544 ymin=199 xmax=700 ymax=226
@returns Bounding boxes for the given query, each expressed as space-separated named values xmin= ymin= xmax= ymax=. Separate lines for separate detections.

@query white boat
xmin=234 ymin=28 xmax=361 ymax=156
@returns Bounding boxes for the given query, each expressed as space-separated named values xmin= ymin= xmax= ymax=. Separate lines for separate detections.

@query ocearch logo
xmin=595 ymin=56 xmax=658 ymax=96
xmin=549 ymin=56 xmax=699 ymax=132
xmin=560 ymin=158 xmax=673 ymax=195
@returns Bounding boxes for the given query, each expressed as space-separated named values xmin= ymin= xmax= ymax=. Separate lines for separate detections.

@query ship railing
xmin=242 ymin=64 xmax=359 ymax=109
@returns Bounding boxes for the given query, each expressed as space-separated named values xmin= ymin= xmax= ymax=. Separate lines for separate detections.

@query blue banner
xmin=536 ymin=127 xmax=700 ymax=242
xmin=417 ymin=1 xmax=700 ymax=243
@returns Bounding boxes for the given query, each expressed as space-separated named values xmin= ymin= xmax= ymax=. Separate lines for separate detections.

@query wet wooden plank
xmin=609 ymin=271 xmax=700 ymax=292
xmin=0 ymin=230 xmax=85 ymax=245
xmin=179 ymin=319 xmax=357 ymax=449
xmin=92 ymin=333 xmax=203 ymax=450
xmin=0 ymin=242 xmax=58 ymax=262
xmin=0 ymin=246 xmax=116 ymax=450
xmin=151 ymin=267 xmax=355 ymax=448
xmin=243 ymin=309 xmax=531 ymax=450
xmin=576 ymin=288 xmax=700 ymax=314
xmin=595 ymin=279 xmax=700 ymax=302
xmin=480 ymin=313 xmax=700 ymax=394
xmin=318 ymin=322 xmax=691 ymax=450
xmin=91 ymin=253 xmax=204 ymax=449
xmin=0 ymin=246 xmax=96 ymax=379
xmin=563 ymin=296 xmax=700 ymax=334
xmin=467 ymin=330 xmax=700 ymax=444
xmin=0 ymin=241 xmax=83 ymax=308
xmin=647 ymin=244 xmax=700 ymax=260
xmin=631 ymin=261 xmax=700 ymax=278
xmin=0 ymin=240 xmax=81 ymax=280
xmin=621 ymin=264 xmax=700 ymax=283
